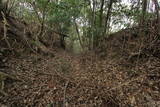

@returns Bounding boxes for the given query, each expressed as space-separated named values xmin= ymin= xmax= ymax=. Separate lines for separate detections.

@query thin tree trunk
xmin=29 ymin=1 xmax=49 ymax=37
xmin=91 ymin=0 xmax=96 ymax=50
xmin=140 ymin=0 xmax=148 ymax=26
xmin=153 ymin=0 xmax=159 ymax=23
xmin=5 ymin=0 xmax=16 ymax=15
xmin=104 ymin=0 xmax=113 ymax=35
xmin=153 ymin=0 xmax=160 ymax=34
xmin=99 ymin=0 xmax=105 ymax=28
xmin=1 ymin=12 xmax=11 ymax=49
xmin=38 ymin=2 xmax=48 ymax=37
xmin=74 ymin=19 xmax=84 ymax=50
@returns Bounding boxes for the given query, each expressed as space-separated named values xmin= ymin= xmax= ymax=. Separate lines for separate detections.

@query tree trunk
xmin=140 ymin=0 xmax=148 ymax=26
xmin=104 ymin=0 xmax=113 ymax=36
xmin=152 ymin=0 xmax=160 ymax=35
xmin=91 ymin=0 xmax=96 ymax=50
xmin=74 ymin=19 xmax=84 ymax=50
xmin=99 ymin=0 xmax=105 ymax=28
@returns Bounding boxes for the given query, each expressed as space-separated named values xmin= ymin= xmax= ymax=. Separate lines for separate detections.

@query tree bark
xmin=153 ymin=0 xmax=159 ymax=23
xmin=74 ymin=19 xmax=84 ymax=50
xmin=91 ymin=0 xmax=96 ymax=50
xmin=140 ymin=0 xmax=148 ymax=26
xmin=99 ymin=0 xmax=105 ymax=28
xmin=104 ymin=0 xmax=113 ymax=35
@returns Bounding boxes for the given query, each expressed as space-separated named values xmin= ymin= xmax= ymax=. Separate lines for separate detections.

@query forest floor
xmin=0 ymin=48 xmax=160 ymax=107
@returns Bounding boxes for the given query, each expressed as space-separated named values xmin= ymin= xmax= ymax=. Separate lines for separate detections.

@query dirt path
xmin=0 ymin=50 xmax=160 ymax=107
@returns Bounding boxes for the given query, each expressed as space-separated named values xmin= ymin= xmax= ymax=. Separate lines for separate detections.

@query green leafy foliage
xmin=10 ymin=0 xmax=159 ymax=52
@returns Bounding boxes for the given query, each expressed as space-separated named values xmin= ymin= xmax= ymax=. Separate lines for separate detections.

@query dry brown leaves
xmin=0 ymin=51 xmax=160 ymax=107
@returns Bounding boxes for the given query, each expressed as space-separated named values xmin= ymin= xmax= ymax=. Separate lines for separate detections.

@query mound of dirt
xmin=97 ymin=20 xmax=160 ymax=61
xmin=0 ymin=13 xmax=54 ymax=55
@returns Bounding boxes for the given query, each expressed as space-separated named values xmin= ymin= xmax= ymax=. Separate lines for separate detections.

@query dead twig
xmin=1 ymin=12 xmax=12 ymax=50
xmin=0 ymin=72 xmax=21 ymax=81
xmin=107 ymin=74 xmax=146 ymax=92
xmin=72 ymin=80 xmax=84 ymax=93
xmin=63 ymin=81 xmax=69 ymax=107
xmin=0 ymin=89 xmax=8 ymax=96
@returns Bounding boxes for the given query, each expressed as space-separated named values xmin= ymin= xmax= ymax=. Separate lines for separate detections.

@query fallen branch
xmin=63 ymin=81 xmax=69 ymax=107
xmin=0 ymin=71 xmax=20 ymax=81
xmin=107 ymin=74 xmax=146 ymax=92
xmin=1 ymin=12 xmax=12 ymax=50
xmin=0 ymin=89 xmax=8 ymax=96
